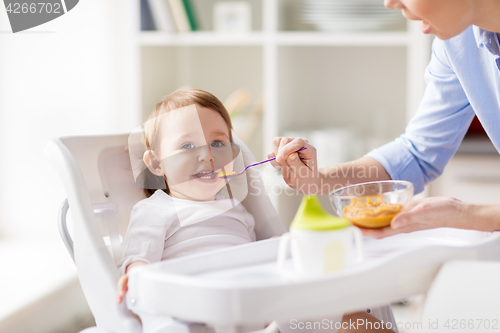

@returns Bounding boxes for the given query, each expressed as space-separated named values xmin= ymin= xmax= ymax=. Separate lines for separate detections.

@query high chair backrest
xmin=45 ymin=132 xmax=285 ymax=333
xmin=46 ymin=133 xmax=143 ymax=333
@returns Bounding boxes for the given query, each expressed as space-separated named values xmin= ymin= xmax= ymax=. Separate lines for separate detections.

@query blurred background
xmin=0 ymin=0 xmax=497 ymax=332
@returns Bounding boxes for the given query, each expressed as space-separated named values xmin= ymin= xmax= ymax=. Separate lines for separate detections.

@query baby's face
xmin=158 ymin=104 xmax=235 ymax=201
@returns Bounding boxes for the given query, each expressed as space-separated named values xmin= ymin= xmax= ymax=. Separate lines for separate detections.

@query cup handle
xmin=352 ymin=227 xmax=364 ymax=264
xmin=277 ymin=232 xmax=291 ymax=271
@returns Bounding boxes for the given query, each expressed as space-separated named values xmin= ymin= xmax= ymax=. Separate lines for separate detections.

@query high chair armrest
xmin=58 ymin=198 xmax=74 ymax=262
xmin=58 ymin=198 xmax=123 ymax=264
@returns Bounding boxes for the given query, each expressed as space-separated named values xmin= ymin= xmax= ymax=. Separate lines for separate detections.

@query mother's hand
xmin=360 ymin=196 xmax=468 ymax=239
xmin=268 ymin=137 xmax=322 ymax=195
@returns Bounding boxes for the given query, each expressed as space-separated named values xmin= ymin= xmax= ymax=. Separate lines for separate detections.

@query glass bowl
xmin=329 ymin=180 xmax=414 ymax=229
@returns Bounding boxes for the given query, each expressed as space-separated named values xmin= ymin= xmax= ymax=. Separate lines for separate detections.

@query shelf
xmin=139 ymin=31 xmax=410 ymax=47
xmin=140 ymin=31 xmax=266 ymax=46
xmin=276 ymin=31 xmax=409 ymax=46
xmin=136 ymin=0 xmax=432 ymax=218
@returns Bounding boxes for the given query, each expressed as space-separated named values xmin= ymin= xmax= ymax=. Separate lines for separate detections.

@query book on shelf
xmin=167 ymin=0 xmax=191 ymax=33
xmin=141 ymin=0 xmax=200 ymax=33
xmin=181 ymin=0 xmax=198 ymax=31
xmin=148 ymin=0 xmax=176 ymax=33
xmin=140 ymin=0 xmax=156 ymax=31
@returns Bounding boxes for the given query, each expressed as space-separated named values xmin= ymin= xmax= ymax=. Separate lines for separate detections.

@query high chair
xmin=45 ymin=132 xmax=290 ymax=333
xmin=46 ymin=132 xmax=500 ymax=333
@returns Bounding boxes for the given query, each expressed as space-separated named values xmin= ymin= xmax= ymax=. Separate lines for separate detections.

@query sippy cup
xmin=277 ymin=196 xmax=363 ymax=278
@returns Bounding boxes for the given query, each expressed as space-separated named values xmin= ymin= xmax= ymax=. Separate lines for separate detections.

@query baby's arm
xmin=116 ymin=199 xmax=171 ymax=303
xmin=117 ymin=260 xmax=148 ymax=304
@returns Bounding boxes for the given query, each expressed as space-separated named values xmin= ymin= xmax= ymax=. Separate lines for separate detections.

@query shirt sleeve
xmin=366 ymin=37 xmax=475 ymax=194
xmin=117 ymin=200 xmax=170 ymax=275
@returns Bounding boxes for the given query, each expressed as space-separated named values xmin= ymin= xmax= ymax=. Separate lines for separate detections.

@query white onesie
xmin=118 ymin=190 xmax=398 ymax=333
xmin=118 ymin=189 xmax=257 ymax=333
xmin=118 ymin=189 xmax=256 ymax=275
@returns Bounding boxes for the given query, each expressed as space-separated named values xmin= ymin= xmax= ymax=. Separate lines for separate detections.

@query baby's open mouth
xmin=193 ymin=170 xmax=216 ymax=180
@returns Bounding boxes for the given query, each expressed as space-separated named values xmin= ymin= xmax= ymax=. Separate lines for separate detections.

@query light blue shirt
xmin=366 ymin=26 xmax=500 ymax=194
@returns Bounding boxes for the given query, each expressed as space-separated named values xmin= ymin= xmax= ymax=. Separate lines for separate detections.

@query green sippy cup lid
xmin=290 ymin=195 xmax=351 ymax=231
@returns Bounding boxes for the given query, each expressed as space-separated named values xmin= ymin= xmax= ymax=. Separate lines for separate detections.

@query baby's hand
xmin=117 ymin=273 xmax=129 ymax=304
xmin=117 ymin=261 xmax=148 ymax=304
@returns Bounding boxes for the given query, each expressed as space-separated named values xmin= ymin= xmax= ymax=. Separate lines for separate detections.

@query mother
xmin=270 ymin=0 xmax=500 ymax=238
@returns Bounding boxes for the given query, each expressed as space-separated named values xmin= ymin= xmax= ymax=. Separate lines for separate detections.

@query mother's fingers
xmin=271 ymin=137 xmax=285 ymax=162
xmin=391 ymin=210 xmax=413 ymax=229
xmin=276 ymin=138 xmax=315 ymax=164
xmin=403 ymin=198 xmax=425 ymax=211
xmin=267 ymin=151 xmax=280 ymax=169
xmin=361 ymin=216 xmax=425 ymax=239
xmin=359 ymin=225 xmax=401 ymax=239
xmin=276 ymin=137 xmax=294 ymax=165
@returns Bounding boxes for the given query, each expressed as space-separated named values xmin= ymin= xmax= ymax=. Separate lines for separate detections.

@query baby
xmin=116 ymin=87 xmax=396 ymax=333
xmin=117 ymin=87 xmax=258 ymax=332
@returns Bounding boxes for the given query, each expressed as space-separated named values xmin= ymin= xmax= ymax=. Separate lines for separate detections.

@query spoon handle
xmin=220 ymin=147 xmax=308 ymax=179
xmin=246 ymin=147 xmax=307 ymax=170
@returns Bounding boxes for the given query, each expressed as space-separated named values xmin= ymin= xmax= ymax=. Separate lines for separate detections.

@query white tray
xmin=127 ymin=228 xmax=500 ymax=325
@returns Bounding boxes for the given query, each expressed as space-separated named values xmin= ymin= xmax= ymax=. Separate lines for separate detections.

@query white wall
xmin=0 ymin=0 xmax=140 ymax=239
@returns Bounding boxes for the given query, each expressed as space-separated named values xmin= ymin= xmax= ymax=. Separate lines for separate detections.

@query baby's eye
xmin=181 ymin=143 xmax=195 ymax=150
xmin=210 ymin=141 xmax=225 ymax=148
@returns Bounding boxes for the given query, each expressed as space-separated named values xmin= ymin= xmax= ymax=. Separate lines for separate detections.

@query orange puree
xmin=218 ymin=171 xmax=237 ymax=178
xmin=343 ymin=196 xmax=402 ymax=229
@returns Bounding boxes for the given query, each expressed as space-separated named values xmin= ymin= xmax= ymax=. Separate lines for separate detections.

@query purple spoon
xmin=218 ymin=147 xmax=307 ymax=179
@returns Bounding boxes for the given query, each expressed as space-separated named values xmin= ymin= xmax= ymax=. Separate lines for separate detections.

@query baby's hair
xmin=143 ymin=87 xmax=234 ymax=197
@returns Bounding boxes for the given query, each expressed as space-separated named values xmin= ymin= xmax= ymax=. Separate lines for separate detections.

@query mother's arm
xmin=362 ymin=197 xmax=500 ymax=239
xmin=268 ymin=137 xmax=390 ymax=195
xmin=365 ymin=35 xmax=476 ymax=195
xmin=271 ymin=33 xmax=484 ymax=236
xmin=271 ymin=36 xmax=474 ymax=196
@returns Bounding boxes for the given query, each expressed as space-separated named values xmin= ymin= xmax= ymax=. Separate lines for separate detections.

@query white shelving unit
xmin=140 ymin=31 xmax=410 ymax=46
xmin=135 ymin=0 xmax=433 ymax=225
